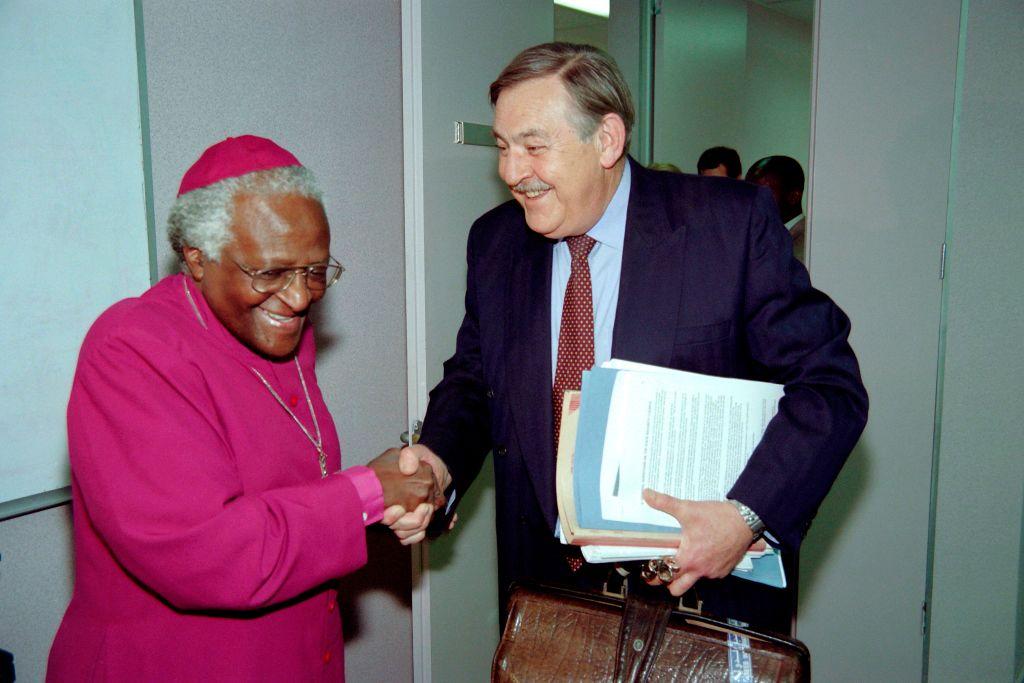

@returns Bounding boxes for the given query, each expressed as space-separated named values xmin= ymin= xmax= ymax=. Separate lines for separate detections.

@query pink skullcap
xmin=177 ymin=135 xmax=302 ymax=196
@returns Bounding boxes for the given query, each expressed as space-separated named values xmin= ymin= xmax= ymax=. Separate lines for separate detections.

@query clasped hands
xmin=366 ymin=445 xmax=451 ymax=546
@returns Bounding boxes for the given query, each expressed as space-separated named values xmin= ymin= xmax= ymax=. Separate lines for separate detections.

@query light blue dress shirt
xmin=550 ymin=162 xmax=631 ymax=378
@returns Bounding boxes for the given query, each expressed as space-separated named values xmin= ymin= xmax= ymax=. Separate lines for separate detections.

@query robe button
xmin=322 ymin=650 xmax=332 ymax=664
xmin=288 ymin=395 xmax=299 ymax=407
xmin=328 ymin=599 xmax=336 ymax=612
xmin=486 ymin=388 xmax=495 ymax=398
xmin=495 ymin=446 xmax=507 ymax=456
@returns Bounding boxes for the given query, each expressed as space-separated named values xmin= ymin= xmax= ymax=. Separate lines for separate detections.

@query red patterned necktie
xmin=552 ymin=235 xmax=597 ymax=454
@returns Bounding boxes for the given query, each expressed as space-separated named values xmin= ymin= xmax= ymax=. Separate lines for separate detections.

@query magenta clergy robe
xmin=48 ymin=274 xmax=380 ymax=681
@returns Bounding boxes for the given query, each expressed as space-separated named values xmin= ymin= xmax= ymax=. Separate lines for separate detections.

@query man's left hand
xmin=383 ymin=503 xmax=434 ymax=545
xmin=642 ymin=489 xmax=765 ymax=596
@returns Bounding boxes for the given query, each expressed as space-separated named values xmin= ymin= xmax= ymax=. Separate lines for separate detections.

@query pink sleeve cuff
xmin=339 ymin=465 xmax=385 ymax=526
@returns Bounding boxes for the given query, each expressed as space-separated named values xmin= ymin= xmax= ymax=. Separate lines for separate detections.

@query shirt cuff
xmin=340 ymin=465 xmax=385 ymax=526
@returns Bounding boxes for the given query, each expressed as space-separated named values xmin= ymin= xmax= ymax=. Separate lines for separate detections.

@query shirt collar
xmin=581 ymin=161 xmax=630 ymax=251
xmin=785 ymin=213 xmax=805 ymax=231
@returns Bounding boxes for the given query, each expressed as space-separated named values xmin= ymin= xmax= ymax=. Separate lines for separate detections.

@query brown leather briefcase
xmin=492 ymin=582 xmax=809 ymax=682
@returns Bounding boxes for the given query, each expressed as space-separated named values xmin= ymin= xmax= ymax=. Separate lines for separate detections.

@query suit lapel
xmin=612 ymin=161 xmax=687 ymax=365
xmin=505 ymin=227 xmax=558 ymax=527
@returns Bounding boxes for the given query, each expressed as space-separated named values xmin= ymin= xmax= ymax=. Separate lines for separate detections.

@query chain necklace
xmin=183 ymin=276 xmax=328 ymax=478
xmin=249 ymin=362 xmax=327 ymax=478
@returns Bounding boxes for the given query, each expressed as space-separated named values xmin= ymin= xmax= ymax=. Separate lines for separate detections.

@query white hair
xmin=167 ymin=165 xmax=322 ymax=261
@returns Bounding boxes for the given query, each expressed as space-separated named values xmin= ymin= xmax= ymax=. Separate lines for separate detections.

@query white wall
xmin=652 ymin=0 xmax=811 ymax=177
xmin=741 ymin=3 xmax=813 ymax=171
xmin=0 ymin=0 xmax=150 ymax=505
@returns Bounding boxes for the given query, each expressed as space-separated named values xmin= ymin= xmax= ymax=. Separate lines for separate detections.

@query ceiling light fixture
xmin=554 ymin=0 xmax=610 ymax=19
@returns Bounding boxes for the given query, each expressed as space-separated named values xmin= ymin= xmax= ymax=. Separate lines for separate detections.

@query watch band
xmin=727 ymin=499 xmax=766 ymax=541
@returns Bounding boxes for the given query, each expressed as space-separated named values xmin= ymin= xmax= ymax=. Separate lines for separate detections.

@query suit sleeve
xmin=727 ymin=188 xmax=868 ymax=550
xmin=67 ymin=326 xmax=370 ymax=611
xmin=418 ymin=221 xmax=495 ymax=512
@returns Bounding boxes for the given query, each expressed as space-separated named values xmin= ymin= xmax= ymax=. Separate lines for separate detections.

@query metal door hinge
xmin=939 ymin=242 xmax=947 ymax=280
xmin=921 ymin=600 xmax=928 ymax=635
xmin=453 ymin=121 xmax=495 ymax=147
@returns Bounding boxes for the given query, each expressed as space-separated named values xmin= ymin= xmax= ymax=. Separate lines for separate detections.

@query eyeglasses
xmin=233 ymin=257 xmax=344 ymax=294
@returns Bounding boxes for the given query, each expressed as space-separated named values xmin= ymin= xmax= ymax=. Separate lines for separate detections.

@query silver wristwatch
xmin=727 ymin=499 xmax=766 ymax=541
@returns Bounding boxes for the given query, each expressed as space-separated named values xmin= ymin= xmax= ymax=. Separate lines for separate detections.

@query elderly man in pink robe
xmin=47 ymin=135 xmax=439 ymax=681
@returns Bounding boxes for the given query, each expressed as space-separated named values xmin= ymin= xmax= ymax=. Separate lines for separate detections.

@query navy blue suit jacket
xmin=420 ymin=159 xmax=867 ymax=606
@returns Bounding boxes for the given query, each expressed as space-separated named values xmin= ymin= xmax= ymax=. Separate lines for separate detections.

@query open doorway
xmin=554 ymin=0 xmax=814 ymax=263
xmin=650 ymin=0 xmax=814 ymax=261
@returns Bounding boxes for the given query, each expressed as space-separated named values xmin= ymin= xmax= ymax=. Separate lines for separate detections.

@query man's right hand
xmin=400 ymin=444 xmax=452 ymax=493
xmin=367 ymin=447 xmax=443 ymax=512
xmin=382 ymin=445 xmax=453 ymax=545
xmin=641 ymin=489 xmax=764 ymax=596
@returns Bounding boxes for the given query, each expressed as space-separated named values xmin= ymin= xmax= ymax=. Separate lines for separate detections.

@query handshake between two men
xmin=365 ymin=446 xmax=452 ymax=545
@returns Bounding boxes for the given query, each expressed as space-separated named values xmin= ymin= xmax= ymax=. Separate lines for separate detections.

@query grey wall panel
xmin=1019 ymin=498 xmax=1024 ymax=679
xmin=141 ymin=2 xmax=410 ymax=680
xmin=0 ymin=507 xmax=73 ymax=682
xmin=413 ymin=1 xmax=551 ymax=680
xmin=929 ymin=1 xmax=1024 ymax=680
xmin=607 ymin=0 xmax=645 ymax=161
xmin=798 ymin=1 xmax=961 ymax=680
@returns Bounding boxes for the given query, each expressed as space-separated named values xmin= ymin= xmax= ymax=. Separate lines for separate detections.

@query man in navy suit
xmin=394 ymin=43 xmax=867 ymax=633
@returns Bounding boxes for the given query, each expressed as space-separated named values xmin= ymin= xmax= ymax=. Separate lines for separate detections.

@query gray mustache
xmin=512 ymin=182 xmax=552 ymax=193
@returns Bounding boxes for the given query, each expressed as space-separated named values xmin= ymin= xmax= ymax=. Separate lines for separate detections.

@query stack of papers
xmin=554 ymin=359 xmax=787 ymax=588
